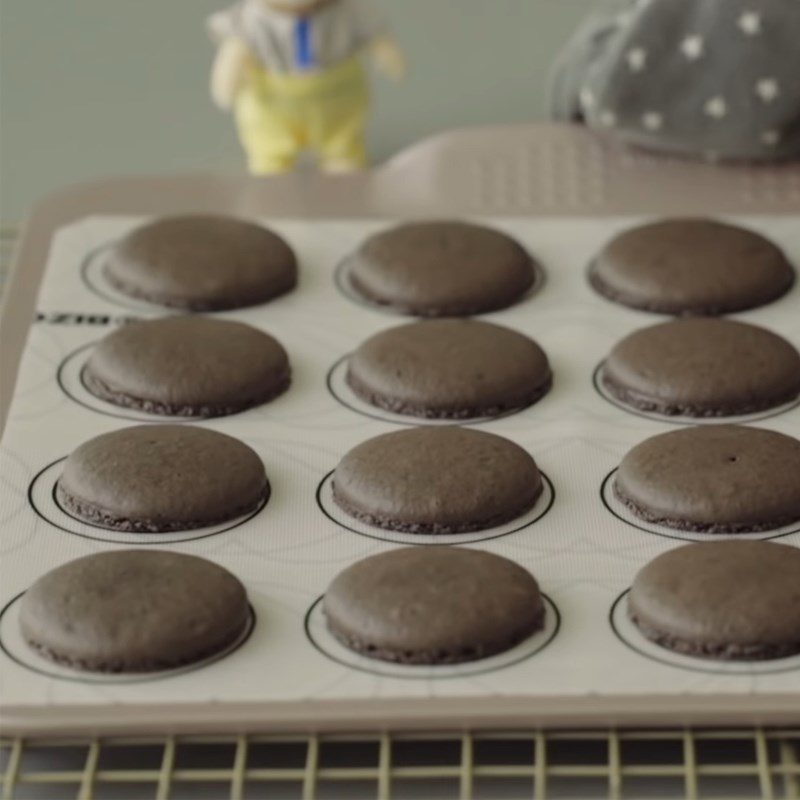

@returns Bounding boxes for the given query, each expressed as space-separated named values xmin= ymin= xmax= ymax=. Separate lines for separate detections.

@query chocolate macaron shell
xmin=615 ymin=425 xmax=800 ymax=532
xmin=57 ymin=425 xmax=269 ymax=532
xmin=84 ymin=316 xmax=291 ymax=417
xmin=20 ymin=550 xmax=250 ymax=673
xmin=332 ymin=427 xmax=542 ymax=533
xmin=602 ymin=318 xmax=800 ymax=417
xmin=105 ymin=215 xmax=297 ymax=311
xmin=324 ymin=547 xmax=545 ymax=664
xmin=347 ymin=221 xmax=536 ymax=316
xmin=629 ymin=541 xmax=800 ymax=660
xmin=347 ymin=319 xmax=552 ymax=419
xmin=591 ymin=218 xmax=795 ymax=315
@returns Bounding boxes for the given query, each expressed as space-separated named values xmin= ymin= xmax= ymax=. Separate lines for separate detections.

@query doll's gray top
xmin=208 ymin=0 xmax=386 ymax=74
xmin=549 ymin=0 xmax=800 ymax=161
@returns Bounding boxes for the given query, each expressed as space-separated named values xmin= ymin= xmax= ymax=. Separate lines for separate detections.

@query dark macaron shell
xmin=347 ymin=319 xmax=552 ymax=419
xmin=629 ymin=540 xmax=800 ymax=660
xmin=105 ymin=215 xmax=297 ymax=311
xmin=347 ymin=220 xmax=537 ymax=316
xmin=333 ymin=427 xmax=542 ymax=534
xmin=57 ymin=425 xmax=269 ymax=532
xmin=615 ymin=425 xmax=800 ymax=533
xmin=324 ymin=547 xmax=545 ymax=664
xmin=602 ymin=318 xmax=800 ymax=417
xmin=84 ymin=316 xmax=291 ymax=417
xmin=591 ymin=218 xmax=794 ymax=316
xmin=20 ymin=550 xmax=250 ymax=673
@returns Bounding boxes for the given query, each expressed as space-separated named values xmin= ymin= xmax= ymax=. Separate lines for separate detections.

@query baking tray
xmin=1 ymin=124 xmax=799 ymax=736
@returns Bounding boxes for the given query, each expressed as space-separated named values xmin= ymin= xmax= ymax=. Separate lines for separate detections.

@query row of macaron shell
xmin=34 ymin=423 xmax=800 ymax=547
xmin=102 ymin=215 xmax=796 ymax=319
xmin=9 ymin=537 xmax=800 ymax=682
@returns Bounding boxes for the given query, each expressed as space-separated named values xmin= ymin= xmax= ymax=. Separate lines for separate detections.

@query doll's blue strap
xmin=294 ymin=17 xmax=315 ymax=70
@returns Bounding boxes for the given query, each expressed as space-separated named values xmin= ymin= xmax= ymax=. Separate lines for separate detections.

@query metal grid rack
xmin=2 ymin=729 xmax=799 ymax=799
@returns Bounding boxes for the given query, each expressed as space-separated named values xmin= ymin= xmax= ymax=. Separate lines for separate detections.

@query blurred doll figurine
xmin=208 ymin=0 xmax=406 ymax=174
xmin=549 ymin=0 xmax=800 ymax=162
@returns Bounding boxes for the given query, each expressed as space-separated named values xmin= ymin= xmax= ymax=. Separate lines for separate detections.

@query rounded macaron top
xmin=20 ymin=550 xmax=250 ymax=672
xmin=346 ymin=319 xmax=552 ymax=419
xmin=602 ymin=318 xmax=800 ymax=417
xmin=324 ymin=546 xmax=545 ymax=664
xmin=629 ymin=540 xmax=800 ymax=659
xmin=58 ymin=425 xmax=269 ymax=532
xmin=85 ymin=316 xmax=291 ymax=417
xmin=105 ymin=214 xmax=297 ymax=311
xmin=346 ymin=220 xmax=537 ymax=316
xmin=333 ymin=426 xmax=542 ymax=534
xmin=591 ymin=218 xmax=795 ymax=316
xmin=615 ymin=425 xmax=800 ymax=532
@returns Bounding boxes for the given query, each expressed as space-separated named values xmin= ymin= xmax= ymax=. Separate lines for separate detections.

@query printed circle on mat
xmin=610 ymin=591 xmax=800 ymax=676
xmin=305 ymin=593 xmax=559 ymax=679
xmin=600 ymin=469 xmax=800 ymax=543
xmin=317 ymin=469 xmax=554 ymax=546
xmin=592 ymin=362 xmax=800 ymax=426
xmin=0 ymin=591 xmax=255 ymax=684
xmin=29 ymin=457 xmax=268 ymax=545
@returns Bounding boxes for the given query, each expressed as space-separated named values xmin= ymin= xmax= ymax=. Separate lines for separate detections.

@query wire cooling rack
xmin=1 ymin=729 xmax=799 ymax=799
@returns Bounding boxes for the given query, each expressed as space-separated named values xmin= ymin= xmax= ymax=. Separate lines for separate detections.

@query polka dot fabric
xmin=550 ymin=0 xmax=800 ymax=162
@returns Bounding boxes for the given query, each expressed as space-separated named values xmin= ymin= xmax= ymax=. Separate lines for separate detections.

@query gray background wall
xmin=0 ymin=1 xmax=590 ymax=222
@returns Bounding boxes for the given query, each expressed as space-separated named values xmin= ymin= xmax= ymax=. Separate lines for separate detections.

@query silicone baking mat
xmin=1 ymin=214 xmax=798 ymax=733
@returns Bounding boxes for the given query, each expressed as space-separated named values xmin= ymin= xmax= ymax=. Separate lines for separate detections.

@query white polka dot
xmin=761 ymin=130 xmax=781 ymax=147
xmin=626 ymin=47 xmax=648 ymax=72
xmin=756 ymin=78 xmax=780 ymax=103
xmin=681 ymin=35 xmax=704 ymax=60
xmin=642 ymin=112 xmax=663 ymax=131
xmin=738 ymin=11 xmax=762 ymax=36
xmin=704 ymin=96 xmax=728 ymax=120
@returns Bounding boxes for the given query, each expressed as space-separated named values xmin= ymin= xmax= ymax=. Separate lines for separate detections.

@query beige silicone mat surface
xmin=1 ymin=213 xmax=798 ymax=735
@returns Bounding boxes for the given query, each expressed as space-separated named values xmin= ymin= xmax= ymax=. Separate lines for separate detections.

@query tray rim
xmin=4 ymin=694 xmax=800 ymax=737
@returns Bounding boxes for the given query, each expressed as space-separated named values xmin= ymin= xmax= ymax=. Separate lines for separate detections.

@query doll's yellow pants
xmin=235 ymin=56 xmax=369 ymax=173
